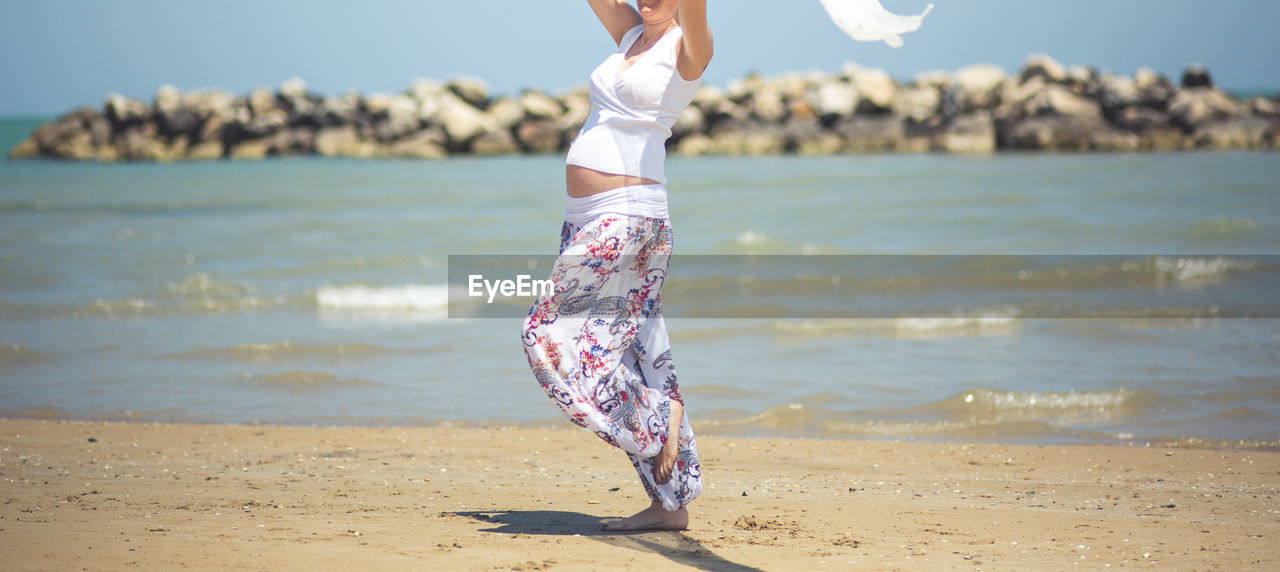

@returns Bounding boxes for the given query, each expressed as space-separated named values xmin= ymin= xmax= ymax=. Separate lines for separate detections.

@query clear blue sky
xmin=2 ymin=0 xmax=1277 ymax=116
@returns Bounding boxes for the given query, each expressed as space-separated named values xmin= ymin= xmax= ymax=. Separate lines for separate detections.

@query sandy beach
xmin=1 ymin=418 xmax=1276 ymax=570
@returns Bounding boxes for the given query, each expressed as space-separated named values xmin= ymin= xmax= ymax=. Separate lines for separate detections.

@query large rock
xmin=1138 ymin=128 xmax=1190 ymax=152
xmin=893 ymin=85 xmax=941 ymax=123
xmin=247 ymin=88 xmax=277 ymax=117
xmin=187 ymin=140 xmax=224 ymax=160
xmin=839 ymin=115 xmax=905 ymax=152
xmin=810 ymin=80 xmax=858 ymax=119
xmin=276 ymin=79 xmax=321 ymax=127
xmin=408 ymin=78 xmax=445 ymax=103
xmin=708 ymin=123 xmax=785 ymax=155
xmin=446 ymin=76 xmax=490 ymax=110
xmin=1098 ymin=74 xmax=1140 ymax=114
xmin=1195 ymin=116 xmax=1274 ymax=149
xmin=1251 ymin=96 xmax=1280 ymax=118
xmin=115 ymin=124 xmax=172 ymax=161
xmin=32 ymin=109 xmax=103 ymax=160
xmin=7 ymin=137 xmax=40 ymax=160
xmin=198 ymin=113 xmax=229 ymax=146
xmin=1181 ymin=64 xmax=1213 ymax=89
xmin=470 ymin=129 xmax=519 ymax=155
xmin=748 ymin=84 xmax=787 ymax=124
xmin=437 ymin=92 xmax=497 ymax=149
xmin=1114 ymin=106 xmax=1173 ymax=133
xmin=940 ymin=112 xmax=996 ymax=153
xmin=698 ymin=89 xmax=749 ymax=133
xmin=1001 ymin=115 xmax=1110 ymax=151
xmin=949 ymin=64 xmax=1006 ymax=113
xmin=914 ymin=69 xmax=952 ymax=90
xmin=264 ymin=128 xmax=315 ymax=156
xmin=773 ymin=71 xmax=820 ymax=101
xmin=314 ymin=126 xmax=379 ymax=158
xmin=999 ymin=81 xmax=1103 ymax=126
xmin=183 ymin=90 xmax=237 ymax=131
xmin=228 ymin=139 xmax=269 ymax=160
xmin=727 ymin=74 xmax=764 ymax=103
xmin=516 ymin=119 xmax=563 ymax=153
xmin=385 ymin=128 xmax=447 ymax=159
xmin=780 ymin=117 xmax=841 ymax=155
xmin=153 ymin=84 xmax=202 ymax=140
xmin=1020 ymin=54 xmax=1067 ymax=84
xmin=242 ymin=108 xmax=288 ymax=138
xmin=845 ymin=65 xmax=897 ymax=113
xmin=319 ymin=93 xmax=362 ymax=126
xmin=1065 ymin=65 xmax=1098 ymax=90
xmin=367 ymin=94 xmax=420 ymax=141
xmin=184 ymin=89 xmax=235 ymax=114
xmin=487 ymin=97 xmax=524 ymax=129
xmin=788 ymin=98 xmax=818 ymax=122
xmin=1168 ymin=88 xmax=1248 ymax=129
xmin=1134 ymin=68 xmax=1175 ymax=109
xmin=25 ymin=108 xmax=112 ymax=160
xmin=279 ymin=77 xmax=308 ymax=100
xmin=1089 ymin=129 xmax=1141 ymax=152
xmin=519 ymin=91 xmax=563 ymax=120
xmin=103 ymin=93 xmax=150 ymax=131
xmin=1023 ymin=84 xmax=1103 ymax=120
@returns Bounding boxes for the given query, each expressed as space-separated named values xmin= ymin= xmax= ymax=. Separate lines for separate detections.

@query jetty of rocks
xmin=9 ymin=54 xmax=1278 ymax=162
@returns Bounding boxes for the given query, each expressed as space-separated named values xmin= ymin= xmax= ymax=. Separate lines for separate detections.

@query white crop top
xmin=565 ymin=25 xmax=701 ymax=185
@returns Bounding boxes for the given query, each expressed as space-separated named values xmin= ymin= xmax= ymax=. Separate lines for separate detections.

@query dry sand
xmin=1 ymin=418 xmax=1276 ymax=570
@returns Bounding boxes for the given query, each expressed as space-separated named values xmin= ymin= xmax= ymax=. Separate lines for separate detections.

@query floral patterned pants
xmin=521 ymin=214 xmax=701 ymax=511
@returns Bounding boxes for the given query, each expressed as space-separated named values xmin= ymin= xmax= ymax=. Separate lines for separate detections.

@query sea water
xmin=1 ymin=122 xmax=1277 ymax=447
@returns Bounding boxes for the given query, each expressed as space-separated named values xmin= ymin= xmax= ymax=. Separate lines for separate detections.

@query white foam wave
xmin=959 ymin=388 xmax=1135 ymax=411
xmin=1150 ymin=256 xmax=1255 ymax=283
xmin=893 ymin=316 xmax=1018 ymax=334
xmin=773 ymin=312 xmax=1023 ymax=339
xmin=315 ymin=284 xmax=451 ymax=311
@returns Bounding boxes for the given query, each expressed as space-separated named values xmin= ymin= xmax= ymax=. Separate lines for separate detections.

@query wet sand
xmin=2 ymin=419 xmax=1276 ymax=570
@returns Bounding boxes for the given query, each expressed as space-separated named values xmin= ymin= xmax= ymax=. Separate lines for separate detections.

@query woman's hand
xmin=676 ymin=0 xmax=713 ymax=81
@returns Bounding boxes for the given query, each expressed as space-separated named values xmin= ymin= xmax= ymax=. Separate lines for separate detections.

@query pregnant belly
xmin=566 ymin=165 xmax=660 ymax=198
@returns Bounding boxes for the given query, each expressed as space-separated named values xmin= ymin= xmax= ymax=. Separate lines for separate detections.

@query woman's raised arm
xmin=587 ymin=0 xmax=643 ymax=46
xmin=676 ymin=0 xmax=713 ymax=81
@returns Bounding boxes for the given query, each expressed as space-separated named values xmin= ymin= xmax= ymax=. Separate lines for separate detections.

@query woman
xmin=520 ymin=0 xmax=713 ymax=532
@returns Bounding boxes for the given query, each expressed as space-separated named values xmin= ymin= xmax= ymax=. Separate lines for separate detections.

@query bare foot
xmin=652 ymin=399 xmax=683 ymax=485
xmin=601 ymin=501 xmax=689 ymax=531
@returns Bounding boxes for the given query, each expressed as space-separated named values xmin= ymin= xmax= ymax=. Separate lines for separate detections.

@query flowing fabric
xmin=522 ymin=213 xmax=701 ymax=511
xmin=819 ymin=0 xmax=934 ymax=48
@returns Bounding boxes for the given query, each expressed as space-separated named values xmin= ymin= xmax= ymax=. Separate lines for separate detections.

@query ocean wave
xmin=657 ymin=254 xmax=1278 ymax=318
xmin=698 ymin=387 xmax=1169 ymax=439
xmin=66 ymin=273 xmax=289 ymax=318
xmin=243 ymin=370 xmax=378 ymax=390
xmin=1149 ymin=255 xmax=1256 ymax=283
xmin=167 ymin=341 xmax=403 ymax=363
xmin=936 ymin=387 xmax=1155 ymax=420
xmin=668 ymin=255 xmax=1272 ymax=292
xmin=772 ymin=312 xmax=1022 ymax=339
xmin=315 ymin=284 xmax=451 ymax=311
xmin=696 ymin=402 xmax=1120 ymax=444
xmin=0 ymin=344 xmax=53 ymax=365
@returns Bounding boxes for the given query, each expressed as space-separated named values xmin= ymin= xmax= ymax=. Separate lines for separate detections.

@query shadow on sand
xmin=449 ymin=510 xmax=763 ymax=572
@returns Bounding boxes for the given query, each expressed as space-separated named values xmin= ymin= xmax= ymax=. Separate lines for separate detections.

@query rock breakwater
xmin=9 ymin=55 xmax=1278 ymax=162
